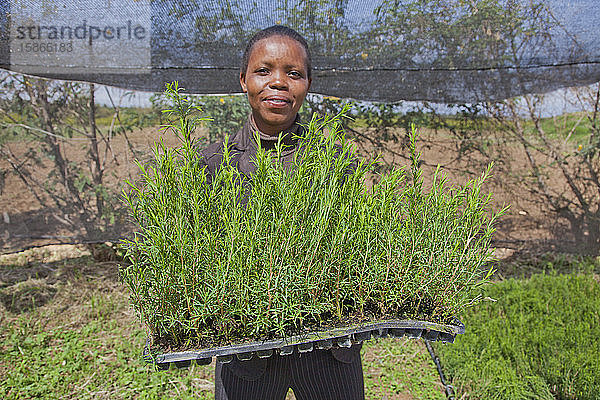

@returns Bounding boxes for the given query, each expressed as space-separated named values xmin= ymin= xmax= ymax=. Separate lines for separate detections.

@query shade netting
xmin=1 ymin=0 xmax=599 ymax=102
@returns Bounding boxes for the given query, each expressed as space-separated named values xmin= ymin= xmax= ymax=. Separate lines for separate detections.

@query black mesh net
xmin=2 ymin=0 xmax=599 ymax=102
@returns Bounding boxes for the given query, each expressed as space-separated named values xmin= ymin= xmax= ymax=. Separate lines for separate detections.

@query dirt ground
xmin=0 ymin=123 xmax=576 ymax=255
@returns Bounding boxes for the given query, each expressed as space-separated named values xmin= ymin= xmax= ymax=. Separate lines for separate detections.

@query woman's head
xmin=240 ymin=26 xmax=312 ymax=136
xmin=241 ymin=26 xmax=312 ymax=80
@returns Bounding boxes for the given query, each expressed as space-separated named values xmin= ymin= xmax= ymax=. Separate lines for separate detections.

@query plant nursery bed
xmin=144 ymin=318 xmax=465 ymax=370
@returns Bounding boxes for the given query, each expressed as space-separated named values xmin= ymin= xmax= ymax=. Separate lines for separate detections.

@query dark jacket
xmin=198 ymin=114 xmax=304 ymax=184
xmin=201 ymin=115 xmax=361 ymax=379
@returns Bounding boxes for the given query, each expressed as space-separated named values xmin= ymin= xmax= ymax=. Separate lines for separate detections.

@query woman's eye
xmin=256 ymin=68 xmax=269 ymax=75
xmin=289 ymin=71 xmax=302 ymax=78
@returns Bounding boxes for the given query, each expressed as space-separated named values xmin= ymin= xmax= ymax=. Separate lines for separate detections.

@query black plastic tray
xmin=144 ymin=318 xmax=465 ymax=370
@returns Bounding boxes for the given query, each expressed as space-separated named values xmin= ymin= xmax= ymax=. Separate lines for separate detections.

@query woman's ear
xmin=239 ymin=72 xmax=247 ymax=93
xmin=308 ymin=77 xmax=312 ymax=91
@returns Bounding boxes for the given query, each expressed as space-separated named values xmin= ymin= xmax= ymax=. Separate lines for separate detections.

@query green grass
xmin=436 ymin=270 xmax=600 ymax=400
xmin=3 ymin=255 xmax=599 ymax=400
xmin=533 ymin=112 xmax=593 ymax=144
xmin=0 ymin=260 xmax=214 ymax=400
xmin=495 ymin=253 xmax=600 ymax=279
xmin=363 ymin=337 xmax=445 ymax=400
xmin=95 ymin=106 xmax=161 ymax=131
xmin=0 ymin=256 xmax=444 ymax=400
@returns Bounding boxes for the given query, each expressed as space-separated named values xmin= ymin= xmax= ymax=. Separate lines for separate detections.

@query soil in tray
xmin=149 ymin=300 xmax=453 ymax=353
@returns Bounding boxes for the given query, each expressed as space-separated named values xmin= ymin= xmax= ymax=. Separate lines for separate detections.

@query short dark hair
xmin=241 ymin=25 xmax=312 ymax=79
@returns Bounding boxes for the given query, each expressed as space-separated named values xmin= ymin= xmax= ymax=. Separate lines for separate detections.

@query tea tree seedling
xmin=120 ymin=82 xmax=505 ymax=348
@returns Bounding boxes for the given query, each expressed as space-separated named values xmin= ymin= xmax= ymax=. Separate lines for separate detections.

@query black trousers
xmin=214 ymin=347 xmax=365 ymax=400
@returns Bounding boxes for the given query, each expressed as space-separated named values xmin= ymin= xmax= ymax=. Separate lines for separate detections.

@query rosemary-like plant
xmin=121 ymin=83 xmax=504 ymax=348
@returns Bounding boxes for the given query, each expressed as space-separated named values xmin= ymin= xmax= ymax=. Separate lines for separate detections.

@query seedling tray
xmin=144 ymin=318 xmax=465 ymax=370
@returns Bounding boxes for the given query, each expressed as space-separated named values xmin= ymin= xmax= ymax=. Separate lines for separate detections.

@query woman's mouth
xmin=264 ymin=97 xmax=291 ymax=107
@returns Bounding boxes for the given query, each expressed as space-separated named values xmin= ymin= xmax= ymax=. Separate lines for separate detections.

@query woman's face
xmin=240 ymin=35 xmax=311 ymax=136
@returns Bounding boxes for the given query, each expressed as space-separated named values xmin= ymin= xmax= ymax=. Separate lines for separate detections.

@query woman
xmin=200 ymin=26 xmax=365 ymax=400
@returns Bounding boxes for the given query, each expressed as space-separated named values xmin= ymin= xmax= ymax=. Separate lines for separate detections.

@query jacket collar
xmin=231 ymin=114 xmax=303 ymax=152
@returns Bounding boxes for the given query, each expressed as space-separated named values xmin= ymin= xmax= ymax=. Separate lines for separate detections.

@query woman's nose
xmin=269 ymin=70 xmax=288 ymax=90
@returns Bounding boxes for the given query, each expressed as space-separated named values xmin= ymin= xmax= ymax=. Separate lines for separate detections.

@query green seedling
xmin=120 ymin=82 xmax=505 ymax=349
